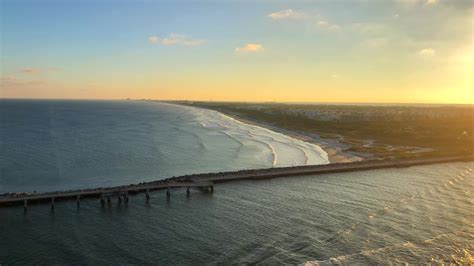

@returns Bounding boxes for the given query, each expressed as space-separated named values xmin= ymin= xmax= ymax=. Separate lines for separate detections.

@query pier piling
xmin=145 ymin=190 xmax=150 ymax=201
xmin=166 ymin=188 xmax=171 ymax=198
xmin=23 ymin=199 xmax=27 ymax=212
xmin=76 ymin=195 xmax=80 ymax=208
xmin=51 ymin=197 xmax=55 ymax=211
xmin=186 ymin=187 xmax=190 ymax=197
xmin=100 ymin=195 xmax=105 ymax=205
xmin=107 ymin=195 xmax=111 ymax=204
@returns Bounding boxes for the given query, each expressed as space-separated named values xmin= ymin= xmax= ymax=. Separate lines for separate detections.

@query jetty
xmin=0 ymin=155 xmax=472 ymax=209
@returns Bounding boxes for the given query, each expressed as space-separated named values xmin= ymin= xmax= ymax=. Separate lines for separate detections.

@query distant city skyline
xmin=1 ymin=0 xmax=473 ymax=104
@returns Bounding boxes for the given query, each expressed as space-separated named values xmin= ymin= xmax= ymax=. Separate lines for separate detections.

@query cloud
xmin=148 ymin=34 xmax=205 ymax=47
xmin=0 ymin=75 xmax=17 ymax=82
xmin=363 ymin=37 xmax=389 ymax=48
xmin=352 ymin=23 xmax=385 ymax=35
xmin=328 ymin=24 xmax=341 ymax=32
xmin=268 ymin=9 xmax=305 ymax=20
xmin=19 ymin=67 xmax=60 ymax=74
xmin=0 ymin=75 xmax=45 ymax=88
xmin=268 ymin=9 xmax=342 ymax=33
xmin=396 ymin=0 xmax=419 ymax=5
xmin=396 ymin=0 xmax=439 ymax=6
xmin=419 ymin=48 xmax=436 ymax=57
xmin=235 ymin=43 xmax=264 ymax=53
xmin=331 ymin=73 xmax=341 ymax=79
xmin=21 ymin=68 xmax=41 ymax=74
xmin=317 ymin=20 xmax=328 ymax=27
xmin=425 ymin=0 xmax=439 ymax=5
xmin=161 ymin=34 xmax=205 ymax=46
xmin=316 ymin=20 xmax=341 ymax=32
xmin=148 ymin=36 xmax=159 ymax=44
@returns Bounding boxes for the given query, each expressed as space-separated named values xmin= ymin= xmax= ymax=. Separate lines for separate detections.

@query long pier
xmin=0 ymin=181 xmax=214 ymax=208
xmin=0 ymin=155 xmax=472 ymax=208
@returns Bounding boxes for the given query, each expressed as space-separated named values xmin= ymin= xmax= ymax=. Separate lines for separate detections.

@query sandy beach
xmin=190 ymin=106 xmax=365 ymax=164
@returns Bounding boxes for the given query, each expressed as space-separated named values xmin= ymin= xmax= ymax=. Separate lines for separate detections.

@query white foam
xmin=171 ymin=103 xmax=329 ymax=167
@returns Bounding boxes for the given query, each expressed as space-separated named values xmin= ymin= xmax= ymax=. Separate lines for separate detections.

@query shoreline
xmin=218 ymin=111 xmax=364 ymax=164
xmin=172 ymin=102 xmax=363 ymax=164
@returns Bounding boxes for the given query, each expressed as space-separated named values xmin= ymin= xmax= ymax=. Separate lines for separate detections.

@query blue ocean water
xmin=0 ymin=100 xmax=472 ymax=264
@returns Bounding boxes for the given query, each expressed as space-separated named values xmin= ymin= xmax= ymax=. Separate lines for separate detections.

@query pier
xmin=2 ymin=181 xmax=214 ymax=208
xmin=0 ymin=155 xmax=472 ymax=208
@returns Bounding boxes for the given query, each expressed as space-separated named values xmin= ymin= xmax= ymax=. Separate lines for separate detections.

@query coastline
xmin=221 ymin=112 xmax=363 ymax=164
xmin=173 ymin=102 xmax=363 ymax=164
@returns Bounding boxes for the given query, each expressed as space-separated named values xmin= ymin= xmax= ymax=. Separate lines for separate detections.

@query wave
xmin=172 ymin=126 xmax=206 ymax=150
xmin=248 ymin=138 xmax=278 ymax=166
xmin=181 ymin=105 xmax=328 ymax=167
xmin=218 ymin=130 xmax=245 ymax=158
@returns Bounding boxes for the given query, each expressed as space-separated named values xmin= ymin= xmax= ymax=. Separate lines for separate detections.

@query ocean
xmin=0 ymin=100 xmax=472 ymax=264
xmin=0 ymin=100 xmax=328 ymax=194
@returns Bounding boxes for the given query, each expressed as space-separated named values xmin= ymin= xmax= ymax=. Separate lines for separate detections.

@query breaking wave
xmin=172 ymin=104 xmax=329 ymax=167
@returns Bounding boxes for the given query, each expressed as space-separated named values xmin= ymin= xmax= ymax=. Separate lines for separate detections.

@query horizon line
xmin=1 ymin=97 xmax=473 ymax=106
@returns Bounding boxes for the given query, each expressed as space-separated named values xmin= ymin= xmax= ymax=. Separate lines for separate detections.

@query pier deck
xmin=1 ymin=155 xmax=472 ymax=207
xmin=0 ymin=181 xmax=214 ymax=206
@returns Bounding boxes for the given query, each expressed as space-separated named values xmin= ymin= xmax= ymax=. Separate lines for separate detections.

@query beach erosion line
xmin=165 ymin=102 xmax=330 ymax=167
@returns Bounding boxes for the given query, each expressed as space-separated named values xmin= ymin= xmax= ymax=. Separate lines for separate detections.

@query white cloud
xmin=397 ymin=0 xmax=420 ymax=5
xmin=235 ymin=43 xmax=264 ymax=53
xmin=331 ymin=73 xmax=341 ymax=79
xmin=317 ymin=20 xmax=328 ymax=27
xmin=268 ymin=9 xmax=305 ymax=20
xmin=148 ymin=34 xmax=205 ymax=47
xmin=364 ymin=37 xmax=389 ymax=48
xmin=148 ymin=36 xmax=159 ymax=44
xmin=316 ymin=20 xmax=341 ymax=32
xmin=425 ymin=0 xmax=439 ymax=5
xmin=352 ymin=23 xmax=385 ymax=35
xmin=396 ymin=0 xmax=439 ymax=6
xmin=161 ymin=33 xmax=206 ymax=46
xmin=328 ymin=24 xmax=341 ymax=32
xmin=419 ymin=48 xmax=436 ymax=57
xmin=268 ymin=9 xmax=342 ymax=33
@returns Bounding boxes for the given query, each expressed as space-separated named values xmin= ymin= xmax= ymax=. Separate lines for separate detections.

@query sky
xmin=1 ymin=0 xmax=473 ymax=103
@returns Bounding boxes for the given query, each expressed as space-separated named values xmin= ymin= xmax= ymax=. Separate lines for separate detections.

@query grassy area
xmin=173 ymin=101 xmax=474 ymax=160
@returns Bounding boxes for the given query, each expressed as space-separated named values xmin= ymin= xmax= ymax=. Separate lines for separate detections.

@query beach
xmin=172 ymin=102 xmax=364 ymax=164
xmin=220 ymin=112 xmax=363 ymax=164
xmin=171 ymin=102 xmax=331 ymax=166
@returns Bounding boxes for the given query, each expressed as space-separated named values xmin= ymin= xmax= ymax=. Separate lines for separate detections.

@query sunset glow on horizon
xmin=1 ymin=0 xmax=473 ymax=104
